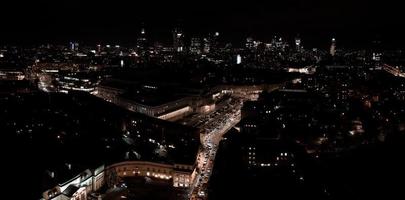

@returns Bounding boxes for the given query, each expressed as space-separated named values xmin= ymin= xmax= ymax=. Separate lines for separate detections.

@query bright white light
xmin=236 ymin=54 xmax=242 ymax=64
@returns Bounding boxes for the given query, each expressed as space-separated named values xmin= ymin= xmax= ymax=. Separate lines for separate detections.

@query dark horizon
xmin=1 ymin=0 xmax=404 ymax=49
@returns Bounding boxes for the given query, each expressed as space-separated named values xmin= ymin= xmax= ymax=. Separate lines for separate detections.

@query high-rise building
xmin=295 ymin=36 xmax=303 ymax=52
xmin=199 ymin=32 xmax=220 ymax=54
xmin=330 ymin=38 xmax=336 ymax=56
xmin=173 ymin=27 xmax=184 ymax=53
xmin=136 ymin=25 xmax=148 ymax=56
xmin=270 ymin=36 xmax=287 ymax=51
xmin=209 ymin=32 xmax=220 ymax=52
xmin=69 ymin=42 xmax=79 ymax=52
xmin=275 ymin=37 xmax=283 ymax=48
xmin=236 ymin=54 xmax=242 ymax=64
xmin=245 ymin=37 xmax=254 ymax=50
xmin=190 ymin=37 xmax=202 ymax=54
xmin=96 ymin=44 xmax=101 ymax=55
xmin=203 ymin=38 xmax=210 ymax=54
xmin=371 ymin=39 xmax=382 ymax=62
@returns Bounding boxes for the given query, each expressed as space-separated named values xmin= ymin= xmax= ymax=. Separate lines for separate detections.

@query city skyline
xmin=1 ymin=1 xmax=404 ymax=200
xmin=1 ymin=0 xmax=404 ymax=48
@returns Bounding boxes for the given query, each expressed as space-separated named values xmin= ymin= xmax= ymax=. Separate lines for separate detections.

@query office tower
xmin=246 ymin=37 xmax=254 ymax=50
xmin=190 ymin=37 xmax=202 ymax=54
xmin=209 ymin=32 xmax=220 ymax=52
xmin=173 ymin=27 xmax=184 ymax=53
xmin=69 ymin=41 xmax=79 ymax=51
xmin=136 ymin=25 xmax=148 ymax=56
xmin=330 ymin=38 xmax=336 ymax=56
xmin=203 ymin=38 xmax=210 ymax=54
xmin=295 ymin=35 xmax=302 ymax=52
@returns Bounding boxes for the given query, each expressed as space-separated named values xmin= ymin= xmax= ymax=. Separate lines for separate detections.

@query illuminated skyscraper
xmin=246 ymin=37 xmax=254 ymax=50
xmin=295 ymin=35 xmax=302 ymax=52
xmin=270 ymin=36 xmax=286 ymax=50
xmin=203 ymin=38 xmax=210 ymax=54
xmin=200 ymin=32 xmax=220 ymax=54
xmin=275 ymin=37 xmax=283 ymax=48
xmin=173 ymin=27 xmax=184 ymax=53
xmin=69 ymin=41 xmax=79 ymax=52
xmin=330 ymin=38 xmax=336 ymax=56
xmin=190 ymin=37 xmax=202 ymax=54
xmin=371 ymin=39 xmax=382 ymax=62
xmin=210 ymin=32 xmax=220 ymax=52
xmin=136 ymin=24 xmax=148 ymax=56
xmin=96 ymin=44 xmax=101 ymax=55
xmin=236 ymin=54 xmax=242 ymax=64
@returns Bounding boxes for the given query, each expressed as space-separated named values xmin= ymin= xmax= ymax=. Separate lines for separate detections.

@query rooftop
xmin=100 ymin=79 xmax=194 ymax=107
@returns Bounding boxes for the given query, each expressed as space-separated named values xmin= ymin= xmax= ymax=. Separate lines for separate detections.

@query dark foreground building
xmin=1 ymin=91 xmax=200 ymax=199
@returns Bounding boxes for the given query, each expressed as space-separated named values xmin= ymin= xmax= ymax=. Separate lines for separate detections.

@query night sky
xmin=1 ymin=0 xmax=403 ymax=48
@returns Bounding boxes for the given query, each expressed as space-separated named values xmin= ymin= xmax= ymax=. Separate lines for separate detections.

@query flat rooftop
xmin=101 ymin=79 xmax=192 ymax=107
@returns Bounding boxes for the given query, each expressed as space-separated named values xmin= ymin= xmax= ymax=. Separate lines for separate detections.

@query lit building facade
xmin=43 ymin=161 xmax=196 ymax=200
xmin=96 ymin=85 xmax=194 ymax=121
xmin=105 ymin=161 xmax=195 ymax=188
xmin=0 ymin=69 xmax=25 ymax=80
xmin=43 ymin=166 xmax=105 ymax=200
